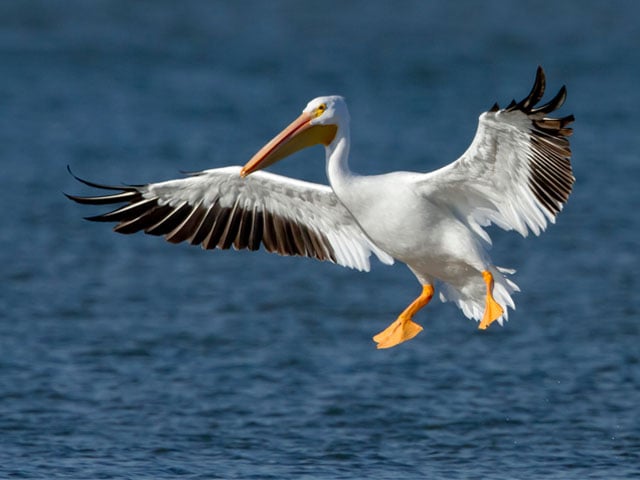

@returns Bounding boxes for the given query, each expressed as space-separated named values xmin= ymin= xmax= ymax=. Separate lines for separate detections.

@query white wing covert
xmin=66 ymin=166 xmax=393 ymax=271
xmin=419 ymin=66 xmax=574 ymax=242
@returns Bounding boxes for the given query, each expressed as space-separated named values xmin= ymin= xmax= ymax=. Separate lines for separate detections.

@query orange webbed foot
xmin=478 ymin=270 xmax=504 ymax=330
xmin=373 ymin=317 xmax=424 ymax=349
xmin=373 ymin=284 xmax=433 ymax=349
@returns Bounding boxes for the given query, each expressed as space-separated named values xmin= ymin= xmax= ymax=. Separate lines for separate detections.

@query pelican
xmin=67 ymin=67 xmax=574 ymax=349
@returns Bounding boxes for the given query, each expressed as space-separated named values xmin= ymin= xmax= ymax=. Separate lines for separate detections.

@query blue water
xmin=1 ymin=1 xmax=639 ymax=478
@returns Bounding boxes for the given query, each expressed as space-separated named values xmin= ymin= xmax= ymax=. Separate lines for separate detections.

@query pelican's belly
xmin=374 ymin=211 xmax=482 ymax=275
xmin=341 ymin=175 xmax=488 ymax=282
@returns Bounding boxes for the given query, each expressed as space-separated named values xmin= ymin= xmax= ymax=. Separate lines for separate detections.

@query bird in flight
xmin=67 ymin=66 xmax=574 ymax=349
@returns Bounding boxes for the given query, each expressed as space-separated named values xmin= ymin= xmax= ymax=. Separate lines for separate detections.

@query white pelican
xmin=67 ymin=67 xmax=574 ymax=349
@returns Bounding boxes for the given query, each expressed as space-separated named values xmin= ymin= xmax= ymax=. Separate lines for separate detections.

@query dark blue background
xmin=1 ymin=1 xmax=638 ymax=478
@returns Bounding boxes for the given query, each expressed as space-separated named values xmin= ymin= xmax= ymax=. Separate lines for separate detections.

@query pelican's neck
xmin=325 ymin=123 xmax=356 ymax=192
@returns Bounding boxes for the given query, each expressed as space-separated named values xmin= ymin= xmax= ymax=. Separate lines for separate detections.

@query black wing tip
xmin=534 ymin=65 xmax=546 ymax=89
xmin=66 ymin=165 xmax=98 ymax=189
xmin=66 ymin=164 xmax=96 ymax=191
xmin=531 ymin=84 xmax=568 ymax=115
xmin=66 ymin=165 xmax=142 ymax=191
xmin=64 ymin=192 xmax=92 ymax=204
xmin=495 ymin=66 xmax=570 ymax=118
xmin=83 ymin=213 xmax=112 ymax=222
xmin=65 ymin=166 xmax=143 ymax=206
xmin=506 ymin=66 xmax=545 ymax=113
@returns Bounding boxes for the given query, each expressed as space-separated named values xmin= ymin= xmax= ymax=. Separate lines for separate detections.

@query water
xmin=1 ymin=1 xmax=639 ymax=478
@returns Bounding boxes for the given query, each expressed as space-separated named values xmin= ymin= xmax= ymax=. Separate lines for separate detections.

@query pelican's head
xmin=240 ymin=96 xmax=348 ymax=177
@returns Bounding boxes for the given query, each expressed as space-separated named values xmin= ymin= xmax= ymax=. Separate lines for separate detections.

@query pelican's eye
xmin=314 ymin=103 xmax=327 ymax=118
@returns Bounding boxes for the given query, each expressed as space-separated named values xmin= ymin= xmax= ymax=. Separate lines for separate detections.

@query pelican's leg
xmin=373 ymin=285 xmax=434 ymax=349
xmin=478 ymin=270 xmax=504 ymax=330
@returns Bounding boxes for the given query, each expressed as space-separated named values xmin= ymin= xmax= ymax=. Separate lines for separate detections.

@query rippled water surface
xmin=1 ymin=1 xmax=639 ymax=478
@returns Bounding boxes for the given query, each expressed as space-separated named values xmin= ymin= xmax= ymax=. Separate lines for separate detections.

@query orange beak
xmin=240 ymin=111 xmax=337 ymax=177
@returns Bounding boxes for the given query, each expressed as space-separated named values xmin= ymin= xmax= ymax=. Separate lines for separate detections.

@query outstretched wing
xmin=419 ymin=66 xmax=574 ymax=242
xmin=66 ymin=166 xmax=394 ymax=271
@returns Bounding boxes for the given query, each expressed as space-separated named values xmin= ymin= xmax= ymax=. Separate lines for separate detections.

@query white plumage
xmin=68 ymin=67 xmax=574 ymax=348
xmin=145 ymin=166 xmax=393 ymax=271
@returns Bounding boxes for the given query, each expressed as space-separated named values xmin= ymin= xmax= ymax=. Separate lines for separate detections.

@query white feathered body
xmin=67 ymin=67 xmax=573 ymax=330
xmin=333 ymin=170 xmax=517 ymax=324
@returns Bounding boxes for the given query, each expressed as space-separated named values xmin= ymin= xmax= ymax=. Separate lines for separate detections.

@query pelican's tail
xmin=438 ymin=266 xmax=519 ymax=326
